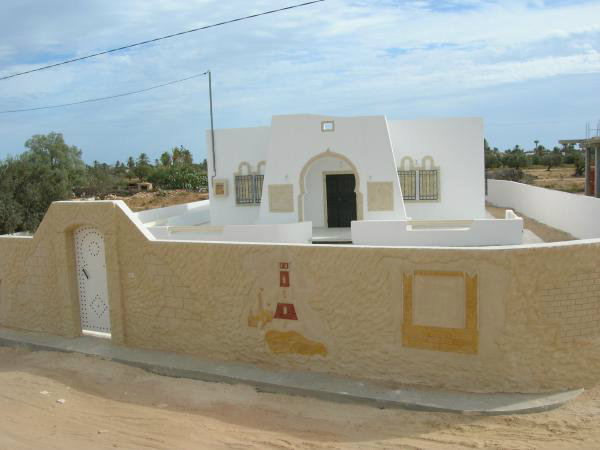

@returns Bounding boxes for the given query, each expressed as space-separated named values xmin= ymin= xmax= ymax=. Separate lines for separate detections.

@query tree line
xmin=485 ymin=139 xmax=585 ymax=175
xmin=1 ymin=132 xmax=587 ymax=235
xmin=0 ymin=132 xmax=208 ymax=234
xmin=88 ymin=146 xmax=208 ymax=196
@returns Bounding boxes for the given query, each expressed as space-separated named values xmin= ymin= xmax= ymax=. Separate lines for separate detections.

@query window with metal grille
xmin=235 ymin=174 xmax=264 ymax=204
xmin=254 ymin=175 xmax=264 ymax=203
xmin=235 ymin=175 xmax=255 ymax=204
xmin=418 ymin=169 xmax=439 ymax=200
xmin=398 ymin=170 xmax=417 ymax=200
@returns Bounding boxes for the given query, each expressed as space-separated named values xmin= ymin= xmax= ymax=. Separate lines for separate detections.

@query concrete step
xmin=0 ymin=326 xmax=583 ymax=415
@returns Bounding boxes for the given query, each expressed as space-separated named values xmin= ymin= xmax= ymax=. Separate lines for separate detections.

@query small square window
xmin=321 ymin=120 xmax=334 ymax=132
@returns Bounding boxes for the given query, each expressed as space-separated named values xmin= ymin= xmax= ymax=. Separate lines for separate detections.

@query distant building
xmin=127 ymin=181 xmax=153 ymax=193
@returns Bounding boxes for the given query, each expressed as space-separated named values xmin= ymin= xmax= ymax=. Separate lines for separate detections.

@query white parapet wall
xmin=134 ymin=200 xmax=210 ymax=225
xmin=351 ymin=211 xmax=523 ymax=246
xmin=223 ymin=221 xmax=312 ymax=243
xmin=487 ymin=180 xmax=600 ymax=239
xmin=148 ymin=221 xmax=313 ymax=244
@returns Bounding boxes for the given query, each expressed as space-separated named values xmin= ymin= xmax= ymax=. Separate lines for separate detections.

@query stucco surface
xmin=2 ymin=201 xmax=600 ymax=393
xmin=388 ymin=117 xmax=485 ymax=220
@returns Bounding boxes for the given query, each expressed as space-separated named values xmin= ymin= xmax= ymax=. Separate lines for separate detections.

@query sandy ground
xmin=1 ymin=347 xmax=600 ymax=450
xmin=107 ymin=190 xmax=208 ymax=212
xmin=523 ymin=166 xmax=585 ymax=193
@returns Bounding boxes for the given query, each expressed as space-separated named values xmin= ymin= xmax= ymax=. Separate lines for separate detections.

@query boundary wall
xmin=1 ymin=200 xmax=600 ymax=393
xmin=487 ymin=179 xmax=600 ymax=239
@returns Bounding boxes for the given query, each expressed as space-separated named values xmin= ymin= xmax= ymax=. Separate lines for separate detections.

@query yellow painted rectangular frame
xmin=402 ymin=270 xmax=478 ymax=354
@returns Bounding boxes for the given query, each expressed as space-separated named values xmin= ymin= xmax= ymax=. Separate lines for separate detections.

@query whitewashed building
xmin=140 ymin=113 xmax=522 ymax=246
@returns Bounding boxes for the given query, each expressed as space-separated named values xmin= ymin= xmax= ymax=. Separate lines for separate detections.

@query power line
xmin=0 ymin=0 xmax=325 ymax=81
xmin=0 ymin=72 xmax=207 ymax=114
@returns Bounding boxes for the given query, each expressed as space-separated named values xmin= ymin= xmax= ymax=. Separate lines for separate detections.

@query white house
xmin=208 ymin=114 xmax=486 ymax=227
xmin=139 ymin=113 xmax=522 ymax=246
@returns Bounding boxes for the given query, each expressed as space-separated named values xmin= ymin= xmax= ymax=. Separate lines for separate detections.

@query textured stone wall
xmin=2 ymin=200 xmax=600 ymax=393
xmin=541 ymin=270 xmax=600 ymax=343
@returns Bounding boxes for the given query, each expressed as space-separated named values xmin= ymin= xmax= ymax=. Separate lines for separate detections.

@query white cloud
xmin=0 ymin=0 xmax=599 ymax=160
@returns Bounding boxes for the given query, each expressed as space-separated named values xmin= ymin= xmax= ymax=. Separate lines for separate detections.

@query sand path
xmin=1 ymin=346 xmax=599 ymax=449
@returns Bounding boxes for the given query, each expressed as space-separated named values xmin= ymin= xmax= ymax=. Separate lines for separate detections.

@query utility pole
xmin=207 ymin=70 xmax=216 ymax=187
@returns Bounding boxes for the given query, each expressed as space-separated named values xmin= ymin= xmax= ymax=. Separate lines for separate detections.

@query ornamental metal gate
xmin=75 ymin=226 xmax=111 ymax=335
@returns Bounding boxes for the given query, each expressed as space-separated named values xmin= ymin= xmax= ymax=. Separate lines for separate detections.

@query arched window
xmin=398 ymin=157 xmax=417 ymax=200
xmin=397 ymin=156 xmax=440 ymax=201
xmin=418 ymin=156 xmax=439 ymax=201
xmin=234 ymin=161 xmax=265 ymax=205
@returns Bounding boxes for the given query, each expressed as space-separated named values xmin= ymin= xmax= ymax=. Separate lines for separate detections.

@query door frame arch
xmin=297 ymin=149 xmax=363 ymax=223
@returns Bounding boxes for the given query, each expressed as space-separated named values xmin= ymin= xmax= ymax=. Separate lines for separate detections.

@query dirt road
xmin=1 ymin=346 xmax=599 ymax=449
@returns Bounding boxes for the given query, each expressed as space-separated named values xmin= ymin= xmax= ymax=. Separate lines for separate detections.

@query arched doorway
xmin=298 ymin=150 xmax=363 ymax=227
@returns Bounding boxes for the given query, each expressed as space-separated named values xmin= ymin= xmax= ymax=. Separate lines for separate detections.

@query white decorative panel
xmin=367 ymin=181 xmax=394 ymax=211
xmin=268 ymin=184 xmax=294 ymax=212
xmin=75 ymin=227 xmax=111 ymax=334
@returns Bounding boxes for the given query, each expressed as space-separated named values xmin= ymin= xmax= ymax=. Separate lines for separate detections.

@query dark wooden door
xmin=326 ymin=174 xmax=357 ymax=227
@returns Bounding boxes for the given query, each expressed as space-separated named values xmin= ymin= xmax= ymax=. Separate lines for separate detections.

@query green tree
xmin=172 ymin=146 xmax=182 ymax=164
xmin=572 ymin=151 xmax=585 ymax=177
xmin=169 ymin=145 xmax=193 ymax=165
xmin=180 ymin=148 xmax=193 ymax=165
xmin=531 ymin=142 xmax=545 ymax=165
xmin=126 ymin=156 xmax=135 ymax=176
xmin=541 ymin=147 xmax=563 ymax=171
xmin=0 ymin=133 xmax=86 ymax=233
xmin=502 ymin=146 xmax=528 ymax=170
xmin=484 ymin=139 xmax=502 ymax=169
xmin=134 ymin=152 xmax=152 ymax=180
xmin=159 ymin=151 xmax=172 ymax=166
xmin=563 ymin=145 xmax=585 ymax=176
xmin=82 ymin=161 xmax=121 ymax=196
xmin=164 ymin=164 xmax=206 ymax=190
xmin=149 ymin=165 xmax=167 ymax=188
xmin=114 ymin=160 xmax=127 ymax=177
xmin=0 ymin=161 xmax=25 ymax=233
xmin=21 ymin=132 xmax=86 ymax=188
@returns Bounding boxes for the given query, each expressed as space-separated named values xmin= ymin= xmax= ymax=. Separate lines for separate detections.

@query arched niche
xmin=236 ymin=161 xmax=253 ymax=175
xmin=256 ymin=160 xmax=266 ymax=175
xmin=399 ymin=156 xmax=415 ymax=171
xmin=421 ymin=156 xmax=436 ymax=170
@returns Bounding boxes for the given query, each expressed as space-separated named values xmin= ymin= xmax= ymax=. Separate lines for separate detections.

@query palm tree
xmin=137 ymin=153 xmax=150 ymax=167
xmin=160 ymin=151 xmax=172 ymax=166
xmin=134 ymin=153 xmax=151 ymax=181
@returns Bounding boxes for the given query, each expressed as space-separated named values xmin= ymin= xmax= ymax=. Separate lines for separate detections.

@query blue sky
xmin=1 ymin=0 xmax=599 ymax=164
